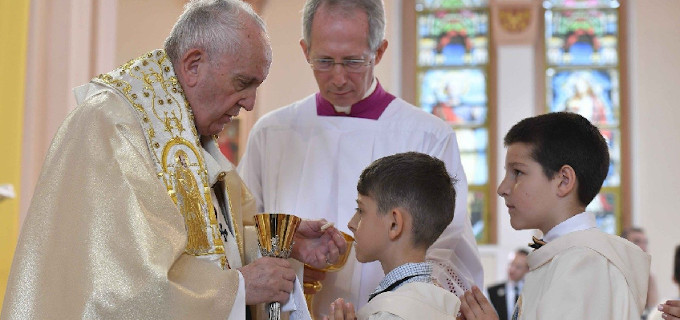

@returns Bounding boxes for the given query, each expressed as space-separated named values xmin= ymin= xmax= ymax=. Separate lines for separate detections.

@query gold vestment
xmin=1 ymin=50 xmax=258 ymax=319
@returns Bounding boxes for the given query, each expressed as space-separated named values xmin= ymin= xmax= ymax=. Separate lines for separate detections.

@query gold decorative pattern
xmin=93 ymin=49 xmax=232 ymax=269
xmin=499 ymin=7 xmax=531 ymax=33
xmin=491 ymin=1 xmax=539 ymax=46
xmin=175 ymin=149 xmax=212 ymax=254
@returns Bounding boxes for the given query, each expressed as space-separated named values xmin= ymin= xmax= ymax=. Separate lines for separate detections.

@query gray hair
xmin=302 ymin=0 xmax=385 ymax=52
xmin=164 ymin=0 xmax=267 ymax=65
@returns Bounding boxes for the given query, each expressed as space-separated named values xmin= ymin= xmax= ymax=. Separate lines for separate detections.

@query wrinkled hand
xmin=322 ymin=298 xmax=356 ymax=320
xmin=291 ymin=219 xmax=348 ymax=269
xmin=457 ymin=286 xmax=499 ymax=320
xmin=658 ymin=299 xmax=680 ymax=319
xmin=303 ymin=265 xmax=327 ymax=294
xmin=238 ymin=257 xmax=296 ymax=305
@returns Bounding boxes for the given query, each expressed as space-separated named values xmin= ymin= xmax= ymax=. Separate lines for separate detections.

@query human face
xmin=497 ymin=143 xmax=561 ymax=233
xmin=626 ymin=231 xmax=649 ymax=252
xmin=347 ymin=194 xmax=390 ymax=263
xmin=507 ymin=253 xmax=529 ymax=282
xmin=301 ymin=6 xmax=386 ymax=107
xmin=189 ymin=24 xmax=271 ymax=136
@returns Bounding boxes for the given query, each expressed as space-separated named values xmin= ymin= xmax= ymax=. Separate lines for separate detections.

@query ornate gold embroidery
xmin=93 ymin=50 xmax=232 ymax=270
xmin=175 ymin=149 xmax=211 ymax=254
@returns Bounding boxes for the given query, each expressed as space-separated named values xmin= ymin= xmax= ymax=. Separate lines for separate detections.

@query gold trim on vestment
xmin=93 ymin=49 xmax=237 ymax=269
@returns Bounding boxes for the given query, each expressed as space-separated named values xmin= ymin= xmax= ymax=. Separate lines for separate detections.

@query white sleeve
xmin=426 ymin=130 xmax=484 ymax=295
xmin=237 ymin=124 xmax=265 ymax=212
xmin=280 ymin=276 xmax=312 ymax=320
xmin=228 ymin=271 xmax=247 ymax=320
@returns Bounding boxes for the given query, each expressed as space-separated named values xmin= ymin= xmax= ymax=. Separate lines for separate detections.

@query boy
xmin=325 ymin=152 xmax=461 ymax=320
xmin=459 ymin=112 xmax=650 ymax=320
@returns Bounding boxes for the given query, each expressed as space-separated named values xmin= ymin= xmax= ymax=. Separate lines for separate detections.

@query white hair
xmin=164 ymin=0 xmax=268 ymax=64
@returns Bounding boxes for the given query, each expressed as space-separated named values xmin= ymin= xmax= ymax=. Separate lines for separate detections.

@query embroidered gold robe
xmin=1 ymin=51 xmax=259 ymax=319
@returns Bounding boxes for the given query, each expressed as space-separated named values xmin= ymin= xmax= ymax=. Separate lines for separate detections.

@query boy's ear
xmin=387 ymin=208 xmax=405 ymax=241
xmin=555 ymin=164 xmax=577 ymax=197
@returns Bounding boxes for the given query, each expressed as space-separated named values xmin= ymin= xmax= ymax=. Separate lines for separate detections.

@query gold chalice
xmin=303 ymin=231 xmax=354 ymax=319
xmin=254 ymin=213 xmax=302 ymax=320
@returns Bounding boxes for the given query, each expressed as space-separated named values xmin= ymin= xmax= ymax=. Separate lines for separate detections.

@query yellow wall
xmin=0 ymin=0 xmax=30 ymax=311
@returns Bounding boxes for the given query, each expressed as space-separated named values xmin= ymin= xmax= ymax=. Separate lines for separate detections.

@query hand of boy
xmin=457 ymin=286 xmax=499 ymax=320
xmin=323 ymin=298 xmax=356 ymax=320
xmin=291 ymin=219 xmax=348 ymax=269
xmin=658 ymin=299 xmax=680 ymax=319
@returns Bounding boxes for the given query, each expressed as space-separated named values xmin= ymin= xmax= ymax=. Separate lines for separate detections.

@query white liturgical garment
xmin=515 ymin=213 xmax=650 ymax=320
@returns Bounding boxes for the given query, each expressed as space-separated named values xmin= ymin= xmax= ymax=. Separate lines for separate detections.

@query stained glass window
xmin=544 ymin=0 xmax=624 ymax=234
xmin=416 ymin=0 xmax=492 ymax=243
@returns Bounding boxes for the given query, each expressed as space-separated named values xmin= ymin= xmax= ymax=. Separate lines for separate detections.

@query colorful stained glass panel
xmin=546 ymin=9 xmax=618 ymax=66
xmin=459 ymin=146 xmax=488 ymax=185
xmin=419 ymin=69 xmax=487 ymax=125
xmin=416 ymin=0 xmax=488 ymax=10
xmin=545 ymin=0 xmax=624 ymax=235
xmin=457 ymin=127 xmax=487 ymax=186
xmin=547 ymin=0 xmax=619 ymax=9
xmin=417 ymin=10 xmax=488 ymax=66
xmin=587 ymin=190 xmax=618 ymax=234
xmin=547 ymin=68 xmax=619 ymax=126
xmin=467 ymin=190 xmax=486 ymax=241
xmin=416 ymin=0 xmax=492 ymax=243
xmin=600 ymin=128 xmax=621 ymax=187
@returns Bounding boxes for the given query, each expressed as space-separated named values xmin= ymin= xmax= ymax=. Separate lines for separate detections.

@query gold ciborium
xmin=303 ymin=231 xmax=354 ymax=319
xmin=254 ymin=213 xmax=302 ymax=320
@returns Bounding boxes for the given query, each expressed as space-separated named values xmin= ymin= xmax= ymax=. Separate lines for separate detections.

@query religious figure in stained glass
xmin=420 ymin=69 xmax=487 ymax=125
xmin=544 ymin=0 xmax=624 ymax=235
xmin=548 ymin=69 xmax=617 ymax=126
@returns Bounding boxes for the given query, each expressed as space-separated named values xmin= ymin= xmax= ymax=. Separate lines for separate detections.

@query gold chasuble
xmin=1 ymin=50 xmax=257 ymax=319
xmin=93 ymin=50 xmax=237 ymax=268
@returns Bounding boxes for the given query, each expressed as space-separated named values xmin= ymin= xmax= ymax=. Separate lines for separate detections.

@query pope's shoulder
xmin=69 ymin=88 xmax=140 ymax=129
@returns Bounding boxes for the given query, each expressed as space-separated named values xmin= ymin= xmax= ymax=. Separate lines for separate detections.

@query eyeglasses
xmin=308 ymin=57 xmax=373 ymax=73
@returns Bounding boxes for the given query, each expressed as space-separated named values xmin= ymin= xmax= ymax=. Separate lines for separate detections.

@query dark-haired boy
xmin=460 ymin=112 xmax=650 ymax=320
xmin=326 ymin=152 xmax=461 ymax=320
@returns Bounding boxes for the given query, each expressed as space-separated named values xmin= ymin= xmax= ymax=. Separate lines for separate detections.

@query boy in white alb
xmin=459 ymin=112 xmax=650 ymax=320
xmin=325 ymin=152 xmax=461 ymax=320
